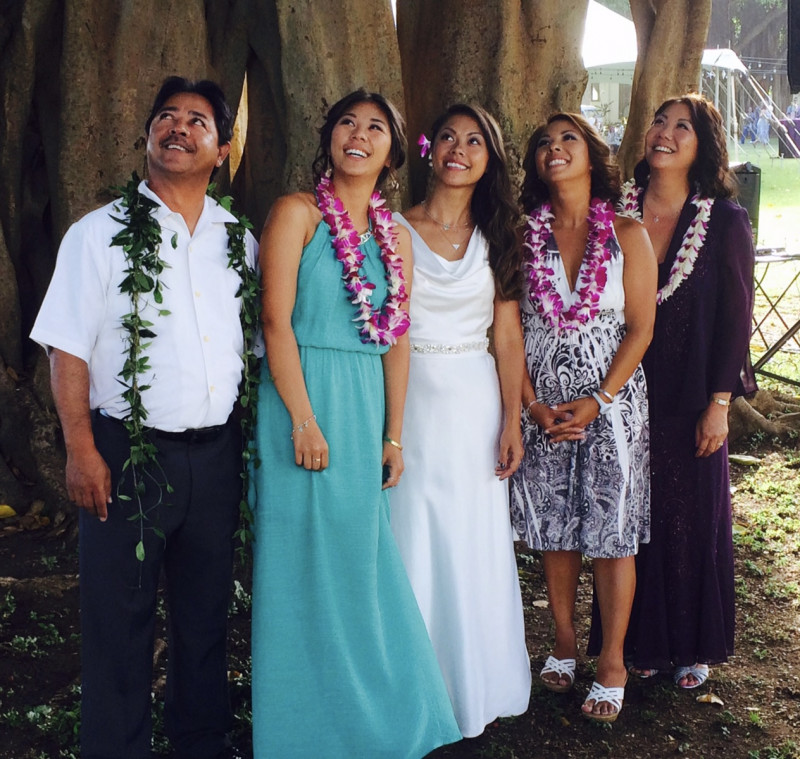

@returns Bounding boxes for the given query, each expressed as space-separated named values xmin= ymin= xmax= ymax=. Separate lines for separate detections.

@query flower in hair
xmin=418 ymin=133 xmax=431 ymax=158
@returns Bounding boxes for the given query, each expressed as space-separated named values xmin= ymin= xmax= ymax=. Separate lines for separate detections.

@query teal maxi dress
xmin=251 ymin=221 xmax=461 ymax=758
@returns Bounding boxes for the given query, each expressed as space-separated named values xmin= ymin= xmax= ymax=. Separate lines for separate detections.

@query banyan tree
xmin=0 ymin=0 xmax=716 ymax=519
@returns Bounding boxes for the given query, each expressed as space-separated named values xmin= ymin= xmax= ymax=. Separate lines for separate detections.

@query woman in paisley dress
xmin=250 ymin=90 xmax=460 ymax=758
xmin=597 ymin=94 xmax=756 ymax=689
xmin=509 ymin=113 xmax=656 ymax=722
xmin=389 ymin=104 xmax=531 ymax=738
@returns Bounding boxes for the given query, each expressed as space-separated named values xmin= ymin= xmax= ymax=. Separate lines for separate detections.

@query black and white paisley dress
xmin=510 ymin=227 xmax=650 ymax=559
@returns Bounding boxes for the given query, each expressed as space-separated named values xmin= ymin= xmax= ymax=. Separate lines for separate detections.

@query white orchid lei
xmin=618 ymin=179 xmax=715 ymax=304
xmin=523 ymin=198 xmax=615 ymax=331
xmin=316 ymin=176 xmax=410 ymax=345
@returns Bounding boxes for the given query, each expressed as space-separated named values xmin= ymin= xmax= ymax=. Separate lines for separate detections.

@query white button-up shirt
xmin=31 ymin=181 xmax=258 ymax=432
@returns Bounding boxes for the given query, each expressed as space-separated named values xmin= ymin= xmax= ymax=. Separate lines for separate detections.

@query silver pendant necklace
xmin=422 ymin=201 xmax=473 ymax=249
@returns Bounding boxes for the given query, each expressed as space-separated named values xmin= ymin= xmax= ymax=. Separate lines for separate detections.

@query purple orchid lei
xmin=523 ymin=198 xmax=615 ymax=331
xmin=617 ymin=179 xmax=714 ymax=304
xmin=316 ymin=176 xmax=410 ymax=346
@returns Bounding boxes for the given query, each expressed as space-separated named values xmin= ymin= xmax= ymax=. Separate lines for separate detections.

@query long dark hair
xmin=633 ymin=93 xmax=736 ymax=199
xmin=519 ymin=112 xmax=621 ymax=212
xmin=429 ymin=104 xmax=523 ymax=300
xmin=311 ymin=89 xmax=406 ymax=190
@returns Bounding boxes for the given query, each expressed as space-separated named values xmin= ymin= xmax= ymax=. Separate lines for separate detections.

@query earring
xmin=324 ymin=165 xmax=333 ymax=178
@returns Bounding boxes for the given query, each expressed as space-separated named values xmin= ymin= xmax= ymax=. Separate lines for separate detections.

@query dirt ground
xmin=1 ymin=436 xmax=799 ymax=759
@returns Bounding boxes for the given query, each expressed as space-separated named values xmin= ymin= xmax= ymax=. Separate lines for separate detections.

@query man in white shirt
xmin=31 ymin=77 xmax=258 ymax=759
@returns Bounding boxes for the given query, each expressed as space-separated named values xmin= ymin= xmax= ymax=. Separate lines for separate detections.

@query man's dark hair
xmin=144 ymin=76 xmax=234 ymax=145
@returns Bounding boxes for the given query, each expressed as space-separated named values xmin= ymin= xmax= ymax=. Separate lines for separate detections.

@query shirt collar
xmin=137 ymin=180 xmax=239 ymax=227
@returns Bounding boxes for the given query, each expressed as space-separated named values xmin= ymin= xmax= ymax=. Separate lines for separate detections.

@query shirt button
xmin=195 ymin=291 xmax=201 ymax=297
xmin=210 ymin=385 xmax=216 ymax=393
xmin=203 ymin=336 xmax=210 ymax=342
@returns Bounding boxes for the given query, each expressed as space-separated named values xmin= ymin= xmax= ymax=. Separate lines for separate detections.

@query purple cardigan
xmin=642 ymin=196 xmax=757 ymax=417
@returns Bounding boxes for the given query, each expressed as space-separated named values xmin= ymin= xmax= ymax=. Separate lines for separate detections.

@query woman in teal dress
xmin=250 ymin=90 xmax=461 ymax=758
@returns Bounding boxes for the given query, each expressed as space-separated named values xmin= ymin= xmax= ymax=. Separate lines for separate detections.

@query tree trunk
xmin=397 ymin=0 xmax=589 ymax=202
xmin=617 ymin=0 xmax=712 ymax=178
xmin=235 ymin=0 xmax=404 ymax=232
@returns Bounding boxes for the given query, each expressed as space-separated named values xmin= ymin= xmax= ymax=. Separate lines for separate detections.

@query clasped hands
xmin=526 ymin=395 xmax=601 ymax=444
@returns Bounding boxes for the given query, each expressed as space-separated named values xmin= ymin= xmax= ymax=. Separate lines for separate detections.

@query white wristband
xmin=591 ymin=391 xmax=614 ymax=416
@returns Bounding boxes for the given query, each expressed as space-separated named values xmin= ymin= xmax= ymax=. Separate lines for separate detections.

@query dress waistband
xmin=410 ymin=338 xmax=489 ymax=355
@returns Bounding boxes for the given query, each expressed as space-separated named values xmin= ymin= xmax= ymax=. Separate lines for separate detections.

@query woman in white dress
xmin=390 ymin=103 xmax=531 ymax=738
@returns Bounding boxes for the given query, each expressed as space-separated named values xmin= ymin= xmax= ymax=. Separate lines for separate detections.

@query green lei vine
xmin=110 ymin=172 xmax=260 ymax=562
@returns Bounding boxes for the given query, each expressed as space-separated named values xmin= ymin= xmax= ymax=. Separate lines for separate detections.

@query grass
xmin=728 ymin=139 xmax=800 ymax=251
xmin=734 ymin=142 xmax=800 ymax=389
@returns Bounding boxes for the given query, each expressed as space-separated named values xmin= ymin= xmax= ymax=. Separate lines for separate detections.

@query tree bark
xmin=397 ymin=0 xmax=589 ymax=202
xmin=235 ymin=0 xmax=404 ymax=232
xmin=617 ymin=0 xmax=712 ymax=178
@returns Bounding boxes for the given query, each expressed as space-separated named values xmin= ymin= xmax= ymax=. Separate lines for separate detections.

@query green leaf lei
xmin=110 ymin=173 xmax=261 ymax=562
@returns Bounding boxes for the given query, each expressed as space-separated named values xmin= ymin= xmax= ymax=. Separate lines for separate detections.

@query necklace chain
xmin=422 ymin=200 xmax=473 ymax=250
xmin=644 ymin=196 xmax=682 ymax=224
xmin=421 ymin=200 xmax=473 ymax=231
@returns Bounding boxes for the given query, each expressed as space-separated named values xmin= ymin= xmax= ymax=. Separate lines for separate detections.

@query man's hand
xmin=66 ymin=444 xmax=112 ymax=520
xmin=49 ymin=349 xmax=112 ymax=520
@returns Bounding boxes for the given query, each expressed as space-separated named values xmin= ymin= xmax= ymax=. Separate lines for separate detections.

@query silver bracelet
xmin=597 ymin=387 xmax=614 ymax=402
xmin=291 ymin=414 xmax=316 ymax=438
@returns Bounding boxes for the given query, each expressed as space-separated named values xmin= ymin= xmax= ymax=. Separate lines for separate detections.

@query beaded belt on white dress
xmin=410 ymin=338 xmax=489 ymax=354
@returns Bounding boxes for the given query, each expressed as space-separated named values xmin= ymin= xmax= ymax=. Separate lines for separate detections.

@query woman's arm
xmin=696 ymin=204 xmax=756 ymax=457
xmin=548 ymin=217 xmax=656 ymax=437
xmin=380 ymin=225 xmax=413 ymax=489
xmin=492 ymin=298 xmax=525 ymax=478
xmin=260 ymin=193 xmax=328 ymax=470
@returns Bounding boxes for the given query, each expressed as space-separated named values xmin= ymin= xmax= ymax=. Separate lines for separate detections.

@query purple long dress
xmin=589 ymin=195 xmax=756 ymax=669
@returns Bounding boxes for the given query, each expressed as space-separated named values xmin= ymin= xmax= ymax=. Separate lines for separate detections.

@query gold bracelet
xmin=710 ymin=396 xmax=730 ymax=407
xmin=383 ymin=436 xmax=403 ymax=451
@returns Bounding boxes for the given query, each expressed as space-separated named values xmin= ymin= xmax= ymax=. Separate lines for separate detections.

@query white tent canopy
xmin=582 ymin=1 xmax=751 ymax=129
xmin=582 ymin=1 xmax=637 ymax=69
xmin=582 ymin=2 xmax=748 ymax=76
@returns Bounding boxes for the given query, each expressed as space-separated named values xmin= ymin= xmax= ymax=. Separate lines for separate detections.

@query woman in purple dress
xmin=596 ymin=94 xmax=757 ymax=688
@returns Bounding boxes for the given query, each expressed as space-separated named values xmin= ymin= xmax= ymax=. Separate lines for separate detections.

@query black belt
xmin=95 ymin=410 xmax=229 ymax=443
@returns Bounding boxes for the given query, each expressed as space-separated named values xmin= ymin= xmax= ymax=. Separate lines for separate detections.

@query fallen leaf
xmin=0 ymin=504 xmax=17 ymax=519
xmin=696 ymin=693 xmax=724 ymax=706
xmin=729 ymin=454 xmax=761 ymax=466
xmin=532 ymin=600 xmax=549 ymax=608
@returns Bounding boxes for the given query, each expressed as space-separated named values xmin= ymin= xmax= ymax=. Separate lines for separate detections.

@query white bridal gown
xmin=390 ymin=214 xmax=531 ymax=738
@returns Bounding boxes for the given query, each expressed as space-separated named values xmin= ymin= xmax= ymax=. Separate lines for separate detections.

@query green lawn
xmin=727 ymin=141 xmax=800 ymax=388
xmin=728 ymin=139 xmax=800 ymax=250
